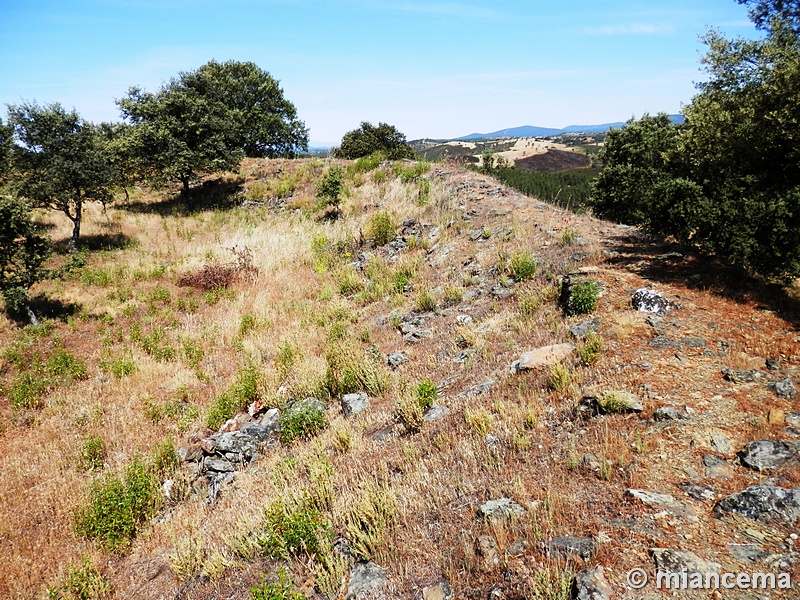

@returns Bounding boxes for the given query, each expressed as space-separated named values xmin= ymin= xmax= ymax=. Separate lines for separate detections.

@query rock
xmin=650 ymin=335 xmax=681 ymax=349
xmin=455 ymin=314 xmax=473 ymax=325
xmin=453 ymin=349 xmax=476 ymax=363
xmin=710 ymin=433 xmax=735 ymax=456
xmin=678 ymin=482 xmax=715 ymax=502
xmin=510 ymin=343 xmax=576 ymax=374
xmin=769 ymin=408 xmax=786 ymax=425
xmin=404 ymin=328 xmax=431 ymax=343
xmin=386 ymin=351 xmax=408 ymax=369
xmin=476 ymin=535 xmax=501 ymax=568
xmin=738 ymin=440 xmax=797 ymax=471
xmin=650 ymin=548 xmax=721 ymax=574
xmin=572 ymin=565 xmax=612 ymax=600
xmin=582 ymin=391 xmax=643 ymax=416
xmin=212 ymin=431 xmax=260 ymax=460
xmin=341 ymin=392 xmax=369 ymax=418
xmin=204 ymin=457 xmax=236 ymax=472
xmin=568 ymin=318 xmax=600 ymax=339
xmin=345 ymin=562 xmax=388 ymax=600
xmin=682 ymin=337 xmax=706 ymax=348
xmin=774 ymin=378 xmax=797 ymax=399
xmin=490 ymin=284 xmax=514 ymax=300
xmin=478 ymin=498 xmax=525 ymax=524
xmin=703 ymin=454 xmax=734 ymax=479
xmin=628 ymin=489 xmax=696 ymax=518
xmin=255 ymin=407 xmax=281 ymax=429
xmin=721 ymin=367 xmax=767 ymax=383
xmin=455 ymin=379 xmax=495 ymax=399
xmin=653 ymin=406 xmax=684 ymax=421
xmin=177 ymin=444 xmax=203 ymax=462
xmin=219 ymin=412 xmax=253 ymax=433
xmin=505 ymin=539 xmax=526 ymax=558
xmin=631 ymin=289 xmax=672 ymax=314
xmin=728 ymin=543 xmax=771 ymax=563
xmin=422 ymin=580 xmax=453 ymax=600
xmin=714 ymin=485 xmax=800 ymax=523
xmin=766 ymin=358 xmax=781 ymax=370
xmin=423 ymin=405 xmax=450 ymax=422
xmin=545 ymin=536 xmax=597 ymax=560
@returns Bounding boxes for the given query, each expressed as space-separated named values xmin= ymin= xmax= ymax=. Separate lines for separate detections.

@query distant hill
xmin=456 ymin=114 xmax=684 ymax=140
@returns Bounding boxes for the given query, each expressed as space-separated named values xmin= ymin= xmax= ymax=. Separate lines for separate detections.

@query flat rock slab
xmin=510 ymin=343 xmax=576 ymax=374
xmin=628 ymin=489 xmax=696 ymax=518
xmin=478 ymin=497 xmax=525 ymax=524
xmin=738 ymin=440 xmax=797 ymax=471
xmin=569 ymin=318 xmax=600 ymax=339
xmin=341 ymin=392 xmax=369 ymax=418
xmin=714 ymin=485 xmax=800 ymax=524
xmin=545 ymin=536 xmax=597 ymax=560
xmin=422 ymin=581 xmax=454 ymax=600
xmin=650 ymin=548 xmax=721 ymax=574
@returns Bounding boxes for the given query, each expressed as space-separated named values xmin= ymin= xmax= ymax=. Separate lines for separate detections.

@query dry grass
xmin=1 ymin=159 xmax=799 ymax=599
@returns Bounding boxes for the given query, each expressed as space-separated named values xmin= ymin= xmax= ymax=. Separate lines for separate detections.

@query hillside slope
xmin=1 ymin=160 xmax=798 ymax=599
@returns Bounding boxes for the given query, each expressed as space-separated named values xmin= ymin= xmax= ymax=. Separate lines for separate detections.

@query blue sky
xmin=0 ymin=1 xmax=757 ymax=146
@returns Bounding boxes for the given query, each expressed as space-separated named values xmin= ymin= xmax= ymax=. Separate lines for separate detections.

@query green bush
xmin=565 ymin=279 xmax=599 ymax=316
xmin=414 ymin=379 xmax=438 ymax=411
xmin=251 ymin=568 xmax=306 ymax=600
xmin=278 ymin=400 xmax=327 ymax=444
xmin=9 ymin=370 xmax=49 ymax=409
xmin=47 ymin=349 xmax=88 ymax=382
xmin=256 ymin=497 xmax=333 ymax=560
xmin=46 ymin=557 xmax=112 ymax=600
xmin=507 ymin=250 xmax=538 ymax=281
xmin=77 ymin=437 xmax=106 ymax=473
xmin=315 ymin=166 xmax=345 ymax=215
xmin=75 ymin=458 xmax=160 ymax=551
xmin=367 ymin=211 xmax=396 ymax=246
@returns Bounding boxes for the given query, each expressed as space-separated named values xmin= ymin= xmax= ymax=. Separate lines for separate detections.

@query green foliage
xmin=131 ymin=324 xmax=175 ymax=361
xmin=414 ymin=379 xmax=438 ymax=411
xmin=103 ymin=355 xmax=136 ymax=378
xmin=505 ymin=250 xmax=538 ymax=282
xmin=46 ymin=557 xmax=112 ymax=600
xmin=591 ymin=8 xmax=800 ymax=280
xmin=578 ymin=332 xmax=603 ymax=366
xmin=0 ymin=195 xmax=51 ymax=322
xmin=335 ymin=121 xmax=414 ymax=160
xmin=7 ymin=102 xmax=117 ymax=250
xmin=489 ymin=166 xmax=599 ymax=210
xmin=350 ymin=152 xmax=383 ymax=173
xmin=77 ymin=437 xmax=107 ymax=473
xmin=345 ymin=480 xmax=398 ymax=561
xmin=315 ymin=166 xmax=345 ymax=214
xmin=565 ymin=279 xmax=599 ymax=316
xmin=47 ymin=348 xmax=89 ymax=382
xmin=118 ymin=60 xmax=307 ymax=193
xmin=393 ymin=160 xmax=430 ymax=183
xmin=367 ymin=211 xmax=396 ymax=246
xmin=250 ymin=568 xmax=306 ymax=600
xmin=393 ymin=395 xmax=424 ymax=434
xmin=75 ymin=457 xmax=161 ymax=551
xmin=10 ymin=370 xmax=49 ymax=409
xmin=256 ymin=497 xmax=333 ymax=560
xmin=278 ymin=400 xmax=327 ymax=444
xmin=414 ymin=289 xmax=437 ymax=312
xmin=323 ymin=340 xmax=386 ymax=399
xmin=548 ymin=362 xmax=572 ymax=391
xmin=206 ymin=361 xmax=262 ymax=429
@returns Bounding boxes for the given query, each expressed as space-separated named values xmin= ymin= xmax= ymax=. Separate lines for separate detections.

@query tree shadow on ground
xmin=119 ymin=178 xmax=244 ymax=216
xmin=52 ymin=232 xmax=136 ymax=254
xmin=26 ymin=295 xmax=82 ymax=324
xmin=601 ymin=228 xmax=800 ymax=329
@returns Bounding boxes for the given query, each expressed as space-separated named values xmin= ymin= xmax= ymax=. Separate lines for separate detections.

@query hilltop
xmin=1 ymin=159 xmax=799 ymax=599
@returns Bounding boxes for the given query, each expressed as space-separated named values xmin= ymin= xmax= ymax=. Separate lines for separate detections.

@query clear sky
xmin=0 ymin=0 xmax=757 ymax=146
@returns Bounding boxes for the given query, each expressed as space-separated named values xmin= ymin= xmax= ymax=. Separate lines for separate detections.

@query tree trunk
xmin=181 ymin=177 xmax=190 ymax=196
xmin=67 ymin=200 xmax=82 ymax=253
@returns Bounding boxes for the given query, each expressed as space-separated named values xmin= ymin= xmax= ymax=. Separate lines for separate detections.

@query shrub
xmin=507 ymin=250 xmax=538 ymax=281
xmin=47 ymin=348 xmax=88 ymax=382
xmin=77 ymin=437 xmax=106 ymax=473
xmin=323 ymin=341 xmax=386 ymax=399
xmin=565 ymin=279 xmax=599 ymax=316
xmin=548 ymin=362 xmax=572 ymax=391
xmin=250 ymin=568 xmax=306 ymax=600
xmin=394 ymin=396 xmax=424 ymax=434
xmin=414 ymin=379 xmax=438 ymax=411
xmin=578 ymin=332 xmax=603 ymax=366
xmin=177 ymin=246 xmax=258 ymax=291
xmin=10 ymin=370 xmax=48 ymax=409
xmin=351 ymin=152 xmax=383 ymax=173
xmin=75 ymin=458 xmax=160 ymax=551
xmin=367 ymin=211 xmax=396 ymax=246
xmin=103 ymin=355 xmax=136 ymax=378
xmin=315 ymin=166 xmax=345 ymax=215
xmin=415 ymin=290 xmax=437 ymax=313
xmin=335 ymin=122 xmax=414 ymax=160
xmin=279 ymin=399 xmax=327 ymax=444
xmin=46 ymin=557 xmax=112 ymax=600
xmin=256 ymin=497 xmax=333 ymax=560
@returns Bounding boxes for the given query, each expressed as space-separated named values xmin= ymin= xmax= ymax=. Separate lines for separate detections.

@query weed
xmin=548 ymin=362 xmax=572 ymax=392
xmin=415 ymin=290 xmax=437 ymax=313
xmin=560 ymin=229 xmax=578 ymax=245
xmin=77 ymin=437 xmax=106 ymax=473
xmin=256 ymin=497 xmax=333 ymax=560
xmin=46 ymin=557 xmax=112 ymax=600
xmin=323 ymin=341 xmax=386 ymax=399
xmin=565 ymin=279 xmax=599 ymax=316
xmin=81 ymin=268 xmax=112 ymax=287
xmin=250 ymin=567 xmax=306 ymax=600
xmin=414 ymin=379 xmax=438 ymax=411
xmin=505 ymin=250 xmax=538 ymax=282
xmin=279 ymin=399 xmax=327 ymax=444
xmin=75 ymin=458 xmax=161 ymax=551
xmin=532 ymin=566 xmax=573 ymax=600
xmin=351 ymin=152 xmax=383 ymax=173
xmin=181 ymin=337 xmax=204 ymax=368
xmin=306 ymin=452 xmax=335 ymax=511
xmin=367 ymin=211 xmax=396 ymax=247
xmin=464 ymin=407 xmax=492 ymax=436
xmin=394 ymin=395 xmax=424 ymax=434
xmin=276 ymin=340 xmax=300 ymax=380
xmin=345 ymin=479 xmax=398 ymax=561
xmin=335 ymin=267 xmax=363 ymax=296
xmin=102 ymin=355 xmax=136 ymax=378
xmin=10 ymin=370 xmax=49 ymax=409
xmin=631 ymin=431 xmax=649 ymax=454
xmin=316 ymin=166 xmax=346 ymax=216
xmin=578 ymin=332 xmax=603 ymax=366
xmin=239 ymin=313 xmax=258 ymax=337
xmin=246 ymin=181 xmax=269 ymax=201
xmin=178 ymin=246 xmax=258 ymax=291
xmin=206 ymin=361 xmax=262 ymax=430
xmin=47 ymin=348 xmax=88 ymax=383
xmin=597 ymin=392 xmax=627 ymax=414
xmin=416 ymin=178 xmax=431 ymax=205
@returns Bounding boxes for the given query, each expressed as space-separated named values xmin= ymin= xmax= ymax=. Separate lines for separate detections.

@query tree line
xmin=591 ymin=0 xmax=800 ymax=280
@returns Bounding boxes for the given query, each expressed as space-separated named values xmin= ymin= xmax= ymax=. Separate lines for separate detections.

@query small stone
xmin=568 ymin=318 xmax=600 ymax=339
xmin=545 ymin=536 xmax=597 ymax=560
xmin=387 ymin=352 xmax=408 ymax=369
xmin=766 ymin=358 xmax=781 ymax=370
xmin=768 ymin=408 xmax=786 ymax=426
xmin=341 ymin=392 xmax=369 ymax=418
xmin=710 ymin=433 xmax=735 ymax=456
xmin=422 ymin=580 xmax=454 ymax=600
xmin=345 ymin=562 xmax=388 ymax=600
xmin=177 ymin=444 xmax=204 ymax=462
xmin=678 ymin=482 xmax=716 ymax=502
xmin=478 ymin=498 xmax=525 ymax=523
xmin=505 ymin=540 xmax=527 ymax=558
xmin=204 ymin=457 xmax=236 ymax=472
xmin=722 ymin=367 xmax=767 ymax=383
xmin=510 ymin=343 xmax=576 ymax=374
xmin=572 ymin=566 xmax=612 ymax=600
xmin=739 ymin=440 xmax=797 ymax=471
xmin=423 ymin=405 xmax=450 ymax=422
xmin=631 ymin=288 xmax=672 ymax=314
xmin=774 ymin=378 xmax=797 ymax=399
xmin=476 ymin=535 xmax=500 ymax=568
xmin=653 ymin=406 xmax=684 ymax=421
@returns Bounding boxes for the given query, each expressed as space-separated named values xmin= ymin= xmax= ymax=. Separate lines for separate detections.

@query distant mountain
xmin=456 ymin=115 xmax=684 ymax=140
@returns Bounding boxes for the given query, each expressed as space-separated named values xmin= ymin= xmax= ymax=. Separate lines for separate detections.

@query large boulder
xmin=714 ymin=485 xmax=800 ymax=523
xmin=738 ymin=440 xmax=797 ymax=471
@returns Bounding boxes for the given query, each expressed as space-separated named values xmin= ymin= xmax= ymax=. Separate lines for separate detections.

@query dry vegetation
xmin=1 ymin=157 xmax=799 ymax=599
